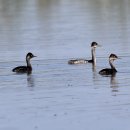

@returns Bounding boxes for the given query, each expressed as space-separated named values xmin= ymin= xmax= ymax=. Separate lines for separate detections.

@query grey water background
xmin=0 ymin=0 xmax=130 ymax=130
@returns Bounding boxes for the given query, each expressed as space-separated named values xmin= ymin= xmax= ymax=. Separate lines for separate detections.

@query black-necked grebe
xmin=99 ymin=54 xmax=119 ymax=75
xmin=12 ymin=52 xmax=36 ymax=73
xmin=68 ymin=42 xmax=101 ymax=64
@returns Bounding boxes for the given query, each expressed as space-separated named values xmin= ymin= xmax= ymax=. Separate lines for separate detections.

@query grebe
xmin=68 ymin=42 xmax=100 ymax=64
xmin=99 ymin=54 xmax=119 ymax=75
xmin=12 ymin=52 xmax=36 ymax=73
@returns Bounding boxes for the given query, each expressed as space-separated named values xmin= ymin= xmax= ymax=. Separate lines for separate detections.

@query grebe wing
xmin=99 ymin=68 xmax=117 ymax=75
xmin=68 ymin=59 xmax=88 ymax=64
xmin=12 ymin=66 xmax=28 ymax=73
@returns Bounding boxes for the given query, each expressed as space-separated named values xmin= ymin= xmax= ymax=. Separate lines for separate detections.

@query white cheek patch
xmin=27 ymin=56 xmax=30 ymax=60
xmin=110 ymin=58 xmax=116 ymax=61
xmin=93 ymin=45 xmax=97 ymax=48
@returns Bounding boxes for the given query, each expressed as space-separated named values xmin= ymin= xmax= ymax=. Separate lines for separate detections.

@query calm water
xmin=0 ymin=0 xmax=130 ymax=130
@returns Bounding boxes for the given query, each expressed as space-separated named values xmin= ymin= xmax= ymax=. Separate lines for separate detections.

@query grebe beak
xmin=97 ymin=44 xmax=102 ymax=47
xmin=117 ymin=57 xmax=121 ymax=59
xmin=33 ymin=55 xmax=37 ymax=58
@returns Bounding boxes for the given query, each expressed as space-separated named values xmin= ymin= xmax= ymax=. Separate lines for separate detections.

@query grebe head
xmin=26 ymin=52 xmax=36 ymax=60
xmin=91 ymin=42 xmax=100 ymax=48
xmin=109 ymin=54 xmax=119 ymax=61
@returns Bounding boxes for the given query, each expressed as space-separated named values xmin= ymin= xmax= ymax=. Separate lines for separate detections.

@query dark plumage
xmin=12 ymin=52 xmax=36 ymax=73
xmin=68 ymin=42 xmax=100 ymax=64
xmin=99 ymin=54 xmax=119 ymax=75
xmin=12 ymin=66 xmax=32 ymax=73
xmin=99 ymin=68 xmax=117 ymax=75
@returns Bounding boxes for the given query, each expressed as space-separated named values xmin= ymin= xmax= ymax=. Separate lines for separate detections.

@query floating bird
xmin=99 ymin=53 xmax=119 ymax=75
xmin=68 ymin=42 xmax=100 ymax=65
xmin=12 ymin=52 xmax=36 ymax=74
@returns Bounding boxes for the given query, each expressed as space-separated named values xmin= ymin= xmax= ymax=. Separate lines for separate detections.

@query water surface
xmin=0 ymin=0 xmax=130 ymax=130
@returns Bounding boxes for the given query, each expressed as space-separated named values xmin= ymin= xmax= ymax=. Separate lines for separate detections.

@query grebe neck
xmin=91 ymin=47 xmax=96 ymax=64
xmin=26 ymin=57 xmax=32 ymax=68
xmin=109 ymin=59 xmax=116 ymax=70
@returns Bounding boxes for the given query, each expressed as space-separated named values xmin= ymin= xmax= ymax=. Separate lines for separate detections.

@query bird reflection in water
xmin=27 ymin=74 xmax=35 ymax=88
xmin=110 ymin=73 xmax=119 ymax=96
xmin=92 ymin=63 xmax=98 ymax=86
xmin=92 ymin=62 xmax=96 ymax=72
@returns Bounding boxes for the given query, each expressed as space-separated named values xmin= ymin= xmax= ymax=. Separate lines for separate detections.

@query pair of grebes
xmin=12 ymin=42 xmax=119 ymax=75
